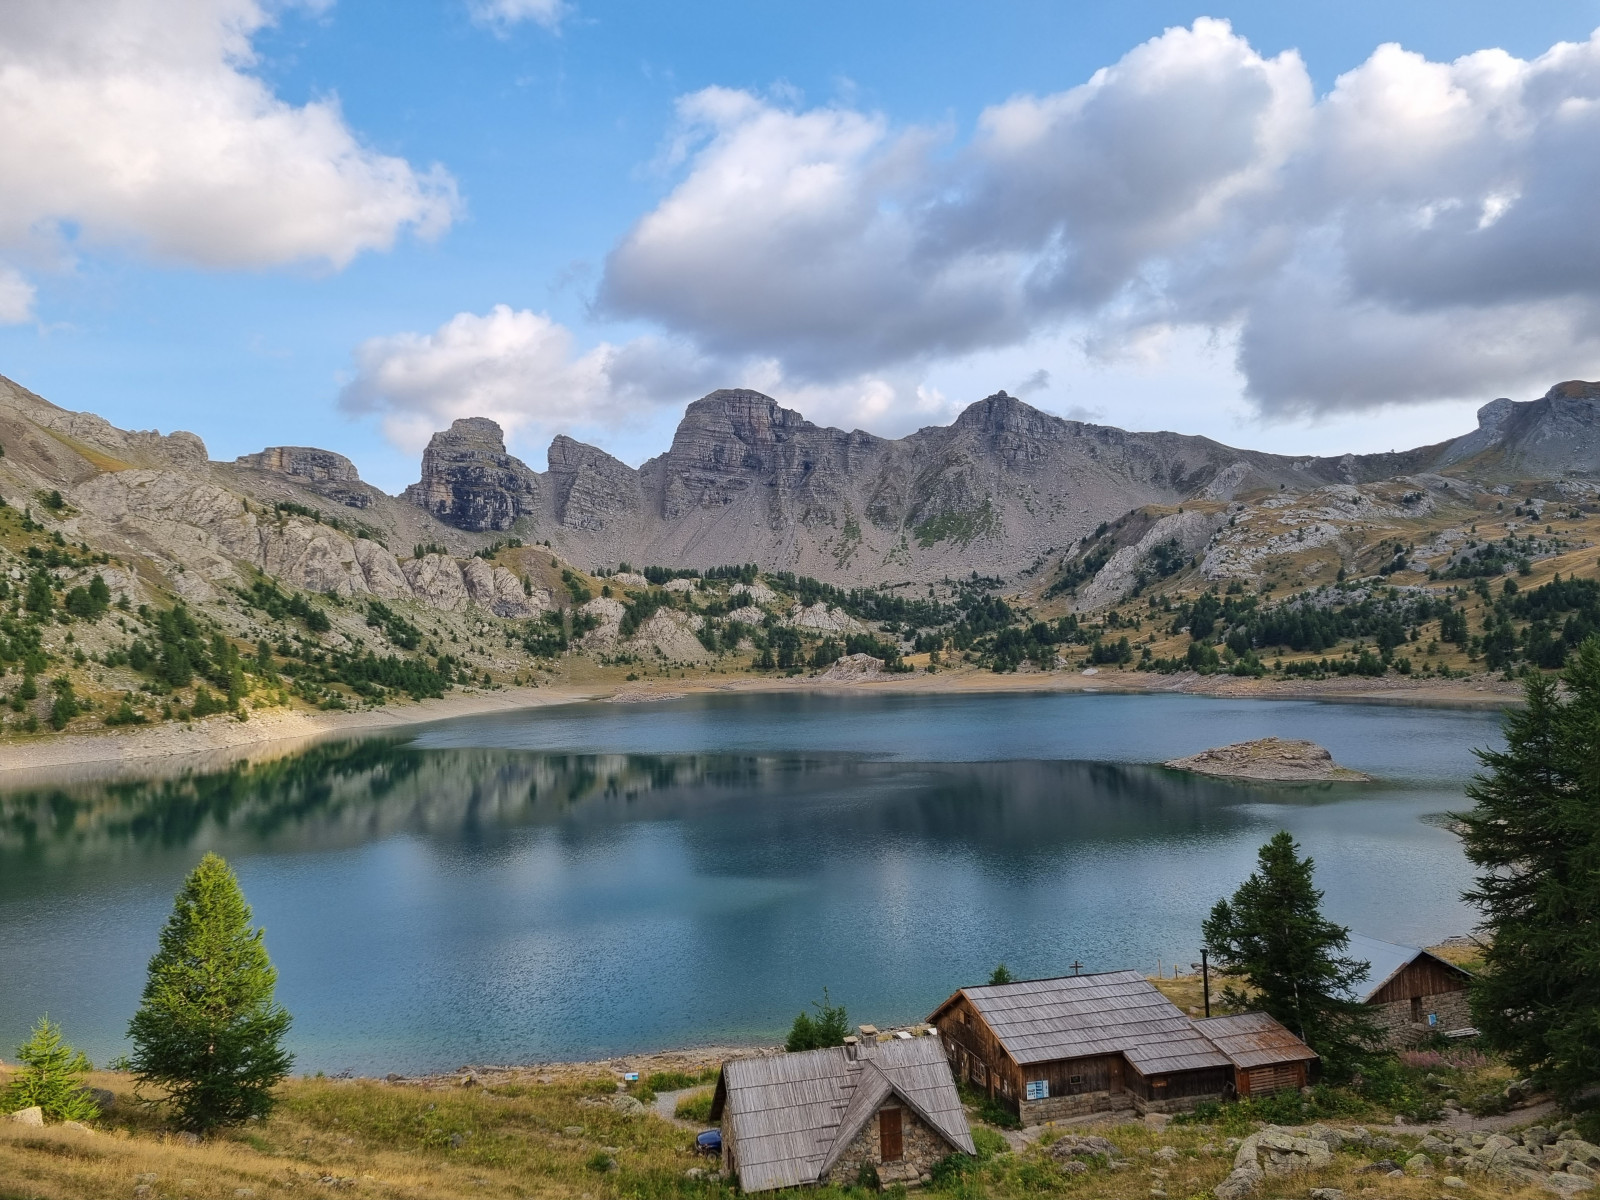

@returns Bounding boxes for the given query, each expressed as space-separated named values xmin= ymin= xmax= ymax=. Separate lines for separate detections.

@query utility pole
xmin=1201 ymin=948 xmax=1210 ymax=1017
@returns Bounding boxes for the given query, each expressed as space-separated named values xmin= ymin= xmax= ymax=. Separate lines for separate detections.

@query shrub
xmin=2 ymin=1016 xmax=99 ymax=1122
xmin=674 ymin=1090 xmax=714 ymax=1123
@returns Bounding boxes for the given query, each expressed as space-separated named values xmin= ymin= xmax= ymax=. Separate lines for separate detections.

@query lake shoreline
xmin=0 ymin=665 xmax=1521 ymax=779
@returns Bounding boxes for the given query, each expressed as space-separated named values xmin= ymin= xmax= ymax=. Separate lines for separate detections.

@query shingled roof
xmin=932 ymin=969 xmax=1233 ymax=1075
xmin=711 ymin=1036 xmax=973 ymax=1194
xmin=1194 ymin=1012 xmax=1320 ymax=1070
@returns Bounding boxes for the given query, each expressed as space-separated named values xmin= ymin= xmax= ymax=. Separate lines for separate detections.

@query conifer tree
xmin=128 ymin=853 xmax=292 ymax=1131
xmin=1203 ymin=831 xmax=1376 ymax=1073
xmin=3 ymin=1015 xmax=99 ymax=1122
xmin=1460 ymin=637 xmax=1600 ymax=1112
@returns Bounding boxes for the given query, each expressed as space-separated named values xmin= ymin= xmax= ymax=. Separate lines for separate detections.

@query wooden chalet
xmin=710 ymin=1034 xmax=974 ymax=1193
xmin=929 ymin=970 xmax=1317 ymax=1124
xmin=1346 ymin=933 xmax=1474 ymax=1047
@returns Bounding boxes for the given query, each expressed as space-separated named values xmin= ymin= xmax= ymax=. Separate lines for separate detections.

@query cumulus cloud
xmin=0 ymin=0 xmax=456 ymax=296
xmin=338 ymin=305 xmax=721 ymax=453
xmin=0 ymin=267 xmax=36 ymax=324
xmin=599 ymin=19 xmax=1600 ymax=414
xmin=467 ymin=0 xmax=566 ymax=33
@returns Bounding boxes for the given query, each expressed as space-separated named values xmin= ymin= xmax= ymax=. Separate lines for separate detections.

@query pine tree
xmin=1459 ymin=637 xmax=1600 ymax=1113
xmin=127 ymin=853 xmax=293 ymax=1132
xmin=3 ymin=1015 xmax=99 ymax=1122
xmin=785 ymin=989 xmax=849 ymax=1052
xmin=1203 ymin=831 xmax=1376 ymax=1074
xmin=988 ymin=963 xmax=1016 ymax=986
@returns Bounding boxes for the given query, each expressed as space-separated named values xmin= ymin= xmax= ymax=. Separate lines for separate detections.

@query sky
xmin=3 ymin=1 xmax=1600 ymax=492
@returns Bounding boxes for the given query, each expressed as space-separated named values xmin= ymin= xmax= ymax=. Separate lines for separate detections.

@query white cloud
xmin=0 ymin=266 xmax=35 ymax=324
xmin=599 ymin=19 xmax=1600 ymax=416
xmin=0 ymin=0 xmax=456 ymax=290
xmin=467 ymin=0 xmax=566 ymax=33
xmin=338 ymin=305 xmax=719 ymax=455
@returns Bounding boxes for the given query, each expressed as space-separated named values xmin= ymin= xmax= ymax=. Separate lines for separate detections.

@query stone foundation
xmin=1019 ymin=1090 xmax=1133 ymax=1126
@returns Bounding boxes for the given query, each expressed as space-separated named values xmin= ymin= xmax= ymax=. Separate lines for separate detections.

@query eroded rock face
xmin=402 ymin=418 xmax=540 ymax=532
xmin=402 ymin=553 xmax=469 ymax=610
xmin=461 ymin=557 xmax=543 ymax=618
xmin=547 ymin=435 xmax=644 ymax=532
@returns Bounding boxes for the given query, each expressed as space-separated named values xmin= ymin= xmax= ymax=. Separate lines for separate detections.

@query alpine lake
xmin=0 ymin=690 xmax=1504 ymax=1076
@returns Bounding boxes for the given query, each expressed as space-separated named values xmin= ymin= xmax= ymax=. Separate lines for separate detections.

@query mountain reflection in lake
xmin=0 ymin=694 xmax=1498 ymax=1075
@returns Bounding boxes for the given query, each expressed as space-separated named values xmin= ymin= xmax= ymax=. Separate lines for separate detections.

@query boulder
xmin=1549 ymin=1176 xmax=1598 ymax=1196
xmin=1047 ymin=1135 xmax=1117 ymax=1162
xmin=1213 ymin=1162 xmax=1263 ymax=1200
xmin=4 ymin=1106 xmax=43 ymax=1126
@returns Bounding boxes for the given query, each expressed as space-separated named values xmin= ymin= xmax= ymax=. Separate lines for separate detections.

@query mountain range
xmin=2 ymin=373 xmax=1597 ymax=602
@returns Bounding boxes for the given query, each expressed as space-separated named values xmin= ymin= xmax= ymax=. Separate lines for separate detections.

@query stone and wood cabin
xmin=1346 ymin=932 xmax=1474 ymax=1046
xmin=710 ymin=1034 xmax=975 ymax=1193
xmin=929 ymin=970 xmax=1317 ymax=1125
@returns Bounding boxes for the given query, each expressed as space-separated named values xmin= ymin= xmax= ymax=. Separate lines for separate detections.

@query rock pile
xmin=1211 ymin=1121 xmax=1599 ymax=1199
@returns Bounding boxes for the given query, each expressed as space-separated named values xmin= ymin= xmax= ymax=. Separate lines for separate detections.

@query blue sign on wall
xmin=1026 ymin=1080 xmax=1049 ymax=1101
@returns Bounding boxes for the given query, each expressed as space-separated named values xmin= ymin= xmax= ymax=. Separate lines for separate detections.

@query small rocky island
xmin=1164 ymin=737 xmax=1370 ymax=782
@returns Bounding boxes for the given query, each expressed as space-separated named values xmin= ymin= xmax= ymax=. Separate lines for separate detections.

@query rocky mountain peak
xmin=442 ymin=416 xmax=511 ymax=449
xmin=401 ymin=416 xmax=538 ymax=532
xmin=674 ymin=388 xmax=814 ymax=451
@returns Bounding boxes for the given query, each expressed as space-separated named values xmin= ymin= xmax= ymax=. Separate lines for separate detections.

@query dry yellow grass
xmin=0 ymin=1064 xmax=1567 ymax=1200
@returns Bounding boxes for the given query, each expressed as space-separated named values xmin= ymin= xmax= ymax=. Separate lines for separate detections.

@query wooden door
xmin=879 ymin=1108 xmax=903 ymax=1162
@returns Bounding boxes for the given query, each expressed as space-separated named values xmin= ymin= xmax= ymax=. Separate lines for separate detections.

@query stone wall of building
xmin=1370 ymin=990 xmax=1474 ymax=1047
xmin=824 ymin=1104 xmax=952 ymax=1188
xmin=1019 ymin=1089 xmax=1134 ymax=1126
xmin=1133 ymin=1090 xmax=1227 ymax=1115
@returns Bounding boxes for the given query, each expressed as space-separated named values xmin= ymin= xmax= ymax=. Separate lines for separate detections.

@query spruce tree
xmin=3 ymin=1015 xmax=99 ymax=1122
xmin=1459 ymin=637 xmax=1600 ymax=1113
xmin=128 ymin=853 xmax=293 ymax=1132
xmin=1203 ymin=831 xmax=1376 ymax=1074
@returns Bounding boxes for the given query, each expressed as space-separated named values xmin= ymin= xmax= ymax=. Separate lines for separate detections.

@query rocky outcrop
xmin=822 ymin=653 xmax=884 ymax=680
xmin=236 ymin=446 xmax=360 ymax=484
xmin=1075 ymin=509 xmax=1228 ymax=609
xmin=1165 ymin=738 xmax=1370 ymax=782
xmin=234 ymin=446 xmax=374 ymax=509
xmin=785 ymin=602 xmax=865 ymax=633
xmin=1437 ymin=381 xmax=1600 ymax=477
xmin=402 ymin=418 xmax=540 ymax=532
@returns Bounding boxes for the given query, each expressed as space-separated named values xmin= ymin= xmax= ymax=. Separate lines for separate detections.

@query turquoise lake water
xmin=0 ymin=691 xmax=1504 ymax=1074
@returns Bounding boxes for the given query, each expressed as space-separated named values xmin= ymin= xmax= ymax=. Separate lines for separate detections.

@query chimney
xmin=843 ymin=1035 xmax=859 ymax=1061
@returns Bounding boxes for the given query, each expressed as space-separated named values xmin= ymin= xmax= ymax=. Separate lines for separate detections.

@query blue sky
xmin=3 ymin=0 xmax=1600 ymax=491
